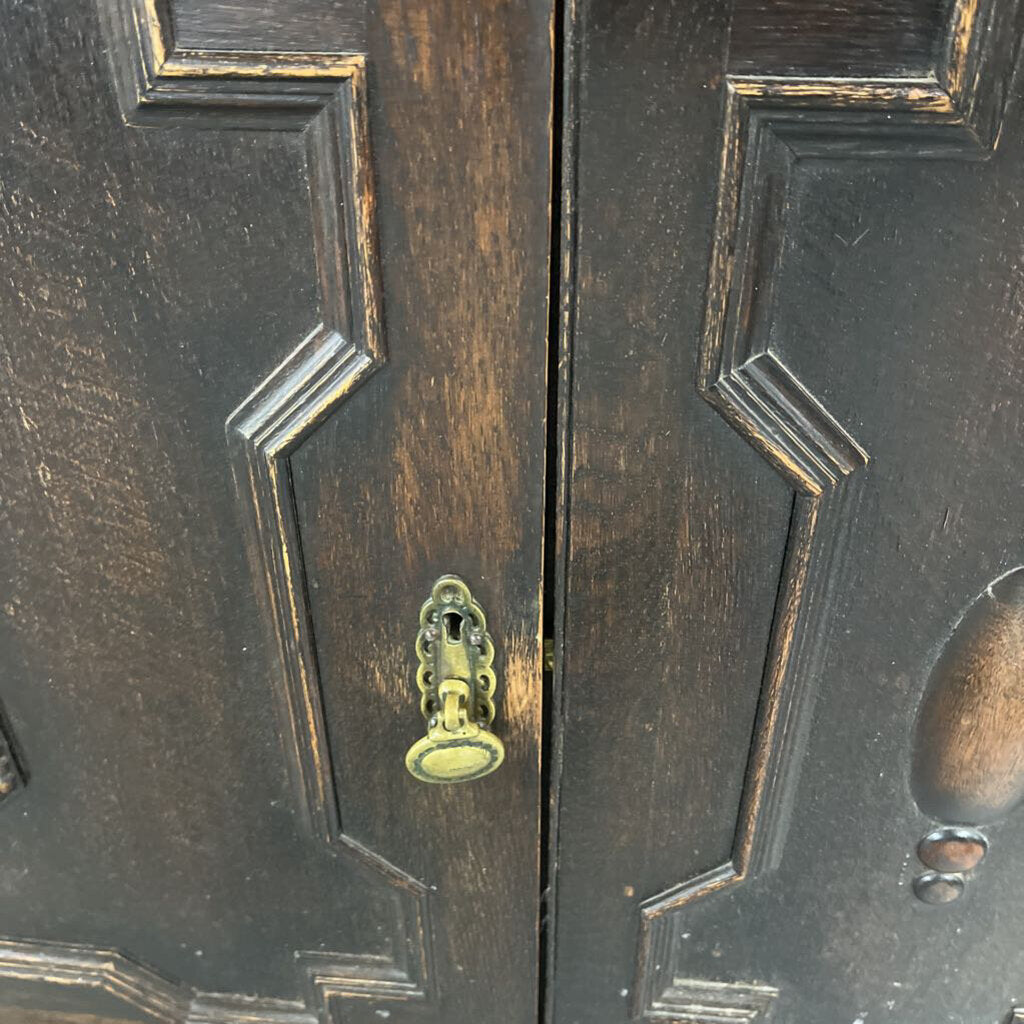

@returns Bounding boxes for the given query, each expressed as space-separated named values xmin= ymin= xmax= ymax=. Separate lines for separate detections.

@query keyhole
xmin=443 ymin=611 xmax=463 ymax=643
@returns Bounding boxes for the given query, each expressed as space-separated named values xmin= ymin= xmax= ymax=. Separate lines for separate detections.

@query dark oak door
xmin=7 ymin=1 xmax=1024 ymax=1022
xmin=0 ymin=1 xmax=551 ymax=1022
xmin=552 ymin=0 xmax=1024 ymax=1022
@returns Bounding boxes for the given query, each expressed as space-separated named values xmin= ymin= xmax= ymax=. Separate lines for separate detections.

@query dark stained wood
xmin=0 ymin=0 xmax=550 ymax=1021
xmin=293 ymin=1 xmax=552 ymax=1020
xmin=6 ymin=1 xmax=1024 ymax=1021
xmin=549 ymin=2 xmax=794 ymax=1022
xmin=554 ymin=0 xmax=1024 ymax=1021
xmin=171 ymin=0 xmax=367 ymax=53
xmin=730 ymin=0 xmax=948 ymax=77
xmin=0 ymin=1013 xmax=114 ymax=1024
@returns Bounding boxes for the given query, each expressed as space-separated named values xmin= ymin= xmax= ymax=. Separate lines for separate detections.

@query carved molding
xmin=636 ymin=0 xmax=1024 ymax=1017
xmin=4 ymin=2 xmax=437 ymax=1019
xmin=698 ymin=0 xmax=1022 ymax=496
xmin=0 ymin=709 xmax=25 ymax=802
xmin=646 ymin=976 xmax=778 ymax=1024
xmin=0 ymin=924 xmax=430 ymax=1024
xmin=101 ymin=0 xmax=383 ymax=855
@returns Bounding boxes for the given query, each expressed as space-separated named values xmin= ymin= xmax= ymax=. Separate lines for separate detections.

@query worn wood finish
xmin=0 ymin=0 xmax=550 ymax=1022
xmin=550 ymin=3 xmax=793 ymax=1021
xmin=293 ymin=0 xmax=551 ymax=1021
xmin=554 ymin=0 xmax=1024 ymax=1022
xmin=730 ymin=0 xmax=948 ymax=78
xmin=171 ymin=0 xmax=367 ymax=54
xmin=7 ymin=0 xmax=1024 ymax=1020
xmin=0 ymin=1013 xmax=116 ymax=1024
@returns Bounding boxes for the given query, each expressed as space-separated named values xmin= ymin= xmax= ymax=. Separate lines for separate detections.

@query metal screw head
xmin=913 ymin=871 xmax=965 ymax=905
xmin=468 ymin=629 xmax=484 ymax=646
xmin=918 ymin=826 xmax=987 ymax=873
xmin=423 ymin=627 xmax=439 ymax=643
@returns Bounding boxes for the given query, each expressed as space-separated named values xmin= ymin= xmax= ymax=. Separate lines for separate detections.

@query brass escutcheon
xmin=404 ymin=576 xmax=505 ymax=783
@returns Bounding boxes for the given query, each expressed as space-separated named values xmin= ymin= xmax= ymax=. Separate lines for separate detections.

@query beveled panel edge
xmin=0 ymin=934 xmax=430 ymax=1024
xmin=635 ymin=0 xmax=1023 ymax=1018
xmin=100 ymin=0 xmax=390 ymax=862
xmin=91 ymin=0 xmax=434 ymax=1014
xmin=648 ymin=976 xmax=779 ymax=1024
xmin=100 ymin=0 xmax=363 ymax=131
xmin=698 ymin=0 xmax=1023 ymax=496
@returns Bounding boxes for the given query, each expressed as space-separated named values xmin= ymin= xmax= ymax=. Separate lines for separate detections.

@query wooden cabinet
xmin=1 ymin=1 xmax=1023 ymax=1022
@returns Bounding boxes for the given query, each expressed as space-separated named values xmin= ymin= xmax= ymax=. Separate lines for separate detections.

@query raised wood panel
xmin=648 ymin=0 xmax=1024 ymax=1018
xmin=104 ymin=0 xmax=404 ymax=859
xmin=0 ymin=1 xmax=427 ymax=1012
xmin=0 ymin=0 xmax=369 ymax=1004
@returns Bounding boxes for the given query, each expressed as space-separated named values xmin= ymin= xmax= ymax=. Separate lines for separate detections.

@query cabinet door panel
xmin=553 ymin=1 xmax=1024 ymax=1021
xmin=0 ymin=2 xmax=551 ymax=1023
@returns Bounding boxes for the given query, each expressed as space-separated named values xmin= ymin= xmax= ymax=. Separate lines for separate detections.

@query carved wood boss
xmin=914 ymin=567 xmax=1024 ymax=824
xmin=908 ymin=566 xmax=1024 ymax=905
xmin=635 ymin=0 xmax=1023 ymax=1019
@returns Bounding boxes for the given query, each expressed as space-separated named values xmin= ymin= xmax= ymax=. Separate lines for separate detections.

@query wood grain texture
xmin=103 ymin=0 xmax=398 ymax=856
xmin=0 ymin=0 xmax=381 ymax=1002
xmin=700 ymin=0 xmax=1024 ymax=497
xmin=98 ymin=1 xmax=435 ymax=1015
xmin=291 ymin=0 xmax=552 ymax=1020
xmin=0 ymin=0 xmax=549 ymax=1021
xmin=635 ymin=0 xmax=1024 ymax=1017
xmin=730 ymin=0 xmax=948 ymax=78
xmin=549 ymin=3 xmax=794 ymax=1022
xmin=554 ymin=0 xmax=1024 ymax=1021
xmin=170 ymin=0 xmax=367 ymax=54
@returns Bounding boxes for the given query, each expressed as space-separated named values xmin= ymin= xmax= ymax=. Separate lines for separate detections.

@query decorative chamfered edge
xmin=635 ymin=0 xmax=1024 ymax=1018
xmin=100 ymin=0 xmax=365 ymax=130
xmin=646 ymin=973 xmax=778 ymax=1024
xmin=99 ymin=0 xmax=383 ymax=854
xmin=93 ymin=0 xmax=435 ymax=1014
xmin=0 ymin=710 xmax=25 ymax=802
xmin=0 ymin=905 xmax=431 ymax=1024
xmin=698 ymin=0 xmax=1023 ymax=496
